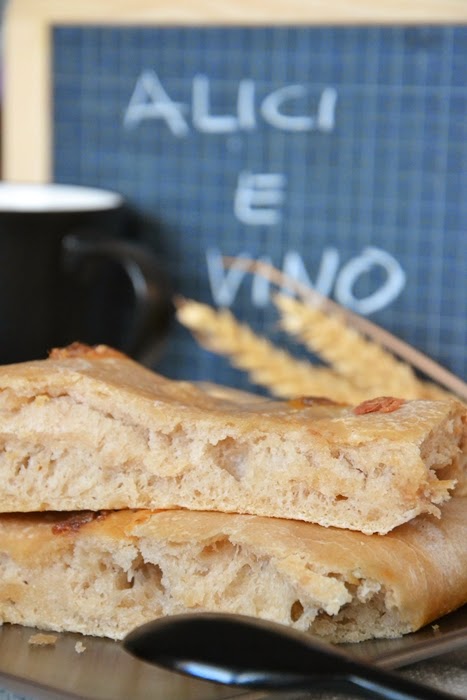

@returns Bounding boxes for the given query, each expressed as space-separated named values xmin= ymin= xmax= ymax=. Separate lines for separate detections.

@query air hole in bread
xmin=205 ymin=437 xmax=249 ymax=481
xmin=152 ymin=424 xmax=190 ymax=452
xmin=115 ymin=571 xmax=135 ymax=591
xmin=199 ymin=539 xmax=237 ymax=574
xmin=96 ymin=559 xmax=137 ymax=591
xmin=114 ymin=555 xmax=165 ymax=595
xmin=310 ymin=589 xmax=401 ymax=643
xmin=138 ymin=563 xmax=164 ymax=592
xmin=201 ymin=540 xmax=231 ymax=558
xmin=290 ymin=599 xmax=304 ymax=622
xmin=335 ymin=494 xmax=348 ymax=502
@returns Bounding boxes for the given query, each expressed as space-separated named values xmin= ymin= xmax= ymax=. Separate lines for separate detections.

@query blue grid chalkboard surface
xmin=53 ymin=25 xmax=466 ymax=389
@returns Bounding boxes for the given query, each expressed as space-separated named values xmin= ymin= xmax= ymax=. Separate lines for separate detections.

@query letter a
xmin=123 ymin=70 xmax=189 ymax=137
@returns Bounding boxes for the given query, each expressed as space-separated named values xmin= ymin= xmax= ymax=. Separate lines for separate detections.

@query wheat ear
xmin=274 ymin=293 xmax=426 ymax=398
xmin=175 ymin=297 xmax=366 ymax=401
xmin=221 ymin=257 xmax=466 ymax=401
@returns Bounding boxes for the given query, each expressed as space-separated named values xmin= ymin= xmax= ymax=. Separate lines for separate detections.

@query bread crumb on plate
xmin=28 ymin=633 xmax=58 ymax=646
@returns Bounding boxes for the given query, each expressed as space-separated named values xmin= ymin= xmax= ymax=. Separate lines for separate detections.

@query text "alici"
xmin=123 ymin=70 xmax=338 ymax=136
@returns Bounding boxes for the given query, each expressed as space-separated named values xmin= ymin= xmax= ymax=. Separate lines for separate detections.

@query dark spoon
xmin=123 ymin=613 xmax=462 ymax=699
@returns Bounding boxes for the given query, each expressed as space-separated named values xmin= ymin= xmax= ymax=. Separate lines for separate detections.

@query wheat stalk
xmin=175 ymin=297 xmax=367 ymax=401
xmin=221 ymin=257 xmax=464 ymax=401
xmin=274 ymin=293 xmax=426 ymax=398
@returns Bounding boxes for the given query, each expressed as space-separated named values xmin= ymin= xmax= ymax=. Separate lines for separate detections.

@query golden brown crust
xmin=287 ymin=395 xmax=346 ymax=408
xmin=51 ymin=511 xmax=110 ymax=535
xmin=48 ymin=342 xmax=127 ymax=360
xmin=0 ymin=499 xmax=466 ymax=643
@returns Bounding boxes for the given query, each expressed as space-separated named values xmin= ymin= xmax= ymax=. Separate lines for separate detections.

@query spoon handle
xmin=349 ymin=662 xmax=461 ymax=700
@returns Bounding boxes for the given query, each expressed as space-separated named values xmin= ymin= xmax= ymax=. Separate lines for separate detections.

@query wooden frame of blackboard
xmin=3 ymin=0 xmax=467 ymax=183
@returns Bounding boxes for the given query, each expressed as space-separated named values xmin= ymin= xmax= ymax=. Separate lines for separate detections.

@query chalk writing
xmin=334 ymin=247 xmax=406 ymax=314
xmin=123 ymin=69 xmax=404 ymax=317
xmin=124 ymin=70 xmax=337 ymax=135
xmin=261 ymin=85 xmax=337 ymax=132
xmin=193 ymin=76 xmax=257 ymax=133
xmin=206 ymin=247 xmax=406 ymax=313
xmin=123 ymin=71 xmax=338 ymax=238
xmin=234 ymin=172 xmax=286 ymax=225
xmin=124 ymin=70 xmax=189 ymax=137
xmin=123 ymin=69 xmax=403 ymax=317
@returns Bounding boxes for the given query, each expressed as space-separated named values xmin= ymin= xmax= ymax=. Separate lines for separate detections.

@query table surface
xmin=2 ymin=651 xmax=466 ymax=700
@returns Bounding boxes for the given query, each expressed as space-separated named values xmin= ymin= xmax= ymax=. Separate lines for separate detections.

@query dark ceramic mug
xmin=0 ymin=182 xmax=172 ymax=364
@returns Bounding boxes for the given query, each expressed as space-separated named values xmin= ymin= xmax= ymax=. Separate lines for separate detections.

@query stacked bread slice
xmin=0 ymin=343 xmax=465 ymax=643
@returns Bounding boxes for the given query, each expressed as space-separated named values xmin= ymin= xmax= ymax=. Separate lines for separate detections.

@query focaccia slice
xmin=0 ymin=498 xmax=466 ymax=643
xmin=0 ymin=344 xmax=465 ymax=534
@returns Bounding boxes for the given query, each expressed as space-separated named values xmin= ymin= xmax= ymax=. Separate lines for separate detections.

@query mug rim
xmin=0 ymin=182 xmax=124 ymax=213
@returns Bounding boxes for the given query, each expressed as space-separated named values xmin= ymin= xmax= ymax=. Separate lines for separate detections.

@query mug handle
xmin=62 ymin=233 xmax=173 ymax=362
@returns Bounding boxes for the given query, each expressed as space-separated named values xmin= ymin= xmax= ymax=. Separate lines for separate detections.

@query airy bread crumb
xmin=2 ymin=499 xmax=466 ymax=644
xmin=0 ymin=350 xmax=464 ymax=534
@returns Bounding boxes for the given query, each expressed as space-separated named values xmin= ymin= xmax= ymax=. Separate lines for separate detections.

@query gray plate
xmin=0 ymin=607 xmax=466 ymax=700
xmin=348 ymin=605 xmax=467 ymax=668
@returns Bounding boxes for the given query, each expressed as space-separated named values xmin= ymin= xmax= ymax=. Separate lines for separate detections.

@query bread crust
xmin=0 ymin=345 xmax=464 ymax=534
xmin=0 ymin=498 xmax=466 ymax=643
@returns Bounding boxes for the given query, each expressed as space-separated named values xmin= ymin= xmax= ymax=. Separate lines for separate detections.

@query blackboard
xmin=3 ymin=7 xmax=466 ymax=389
